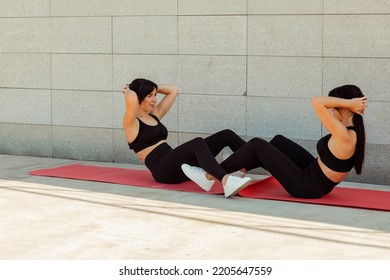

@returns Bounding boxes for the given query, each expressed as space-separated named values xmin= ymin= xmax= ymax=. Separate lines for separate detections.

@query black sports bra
xmin=316 ymin=126 xmax=356 ymax=172
xmin=128 ymin=114 xmax=168 ymax=153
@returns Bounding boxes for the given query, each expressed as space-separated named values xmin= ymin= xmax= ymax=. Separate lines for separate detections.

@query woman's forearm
xmin=157 ymin=84 xmax=179 ymax=95
xmin=311 ymin=96 xmax=351 ymax=109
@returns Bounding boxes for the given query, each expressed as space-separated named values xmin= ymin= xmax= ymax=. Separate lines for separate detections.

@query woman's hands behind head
xmin=350 ymin=97 xmax=367 ymax=115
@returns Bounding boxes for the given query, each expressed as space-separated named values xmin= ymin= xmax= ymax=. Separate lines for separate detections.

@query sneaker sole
xmin=224 ymin=179 xmax=252 ymax=198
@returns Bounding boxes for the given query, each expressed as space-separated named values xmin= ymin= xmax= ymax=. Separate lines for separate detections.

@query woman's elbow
xmin=311 ymin=96 xmax=321 ymax=109
xmin=172 ymin=84 xmax=179 ymax=94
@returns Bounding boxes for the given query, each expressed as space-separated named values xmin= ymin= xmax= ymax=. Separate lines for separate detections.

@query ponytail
xmin=329 ymin=84 xmax=366 ymax=174
xmin=353 ymin=113 xmax=365 ymax=174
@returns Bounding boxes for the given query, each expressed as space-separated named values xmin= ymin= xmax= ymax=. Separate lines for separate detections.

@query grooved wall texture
xmin=1 ymin=0 xmax=389 ymax=185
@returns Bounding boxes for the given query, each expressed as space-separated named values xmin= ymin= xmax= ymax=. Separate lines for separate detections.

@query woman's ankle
xmin=222 ymin=175 xmax=229 ymax=185
xmin=206 ymin=173 xmax=215 ymax=181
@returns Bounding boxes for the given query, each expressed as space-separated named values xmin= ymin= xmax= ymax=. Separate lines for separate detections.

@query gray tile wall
xmin=1 ymin=0 xmax=389 ymax=185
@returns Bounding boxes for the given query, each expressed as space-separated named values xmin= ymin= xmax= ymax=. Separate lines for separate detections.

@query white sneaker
xmin=221 ymin=150 xmax=246 ymax=178
xmin=181 ymin=164 xmax=215 ymax=191
xmin=223 ymin=176 xmax=252 ymax=198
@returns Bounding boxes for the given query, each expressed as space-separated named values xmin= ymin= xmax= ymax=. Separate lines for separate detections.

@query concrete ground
xmin=0 ymin=153 xmax=389 ymax=260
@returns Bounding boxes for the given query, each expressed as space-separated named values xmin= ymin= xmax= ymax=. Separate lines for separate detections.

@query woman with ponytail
xmin=208 ymin=85 xmax=367 ymax=198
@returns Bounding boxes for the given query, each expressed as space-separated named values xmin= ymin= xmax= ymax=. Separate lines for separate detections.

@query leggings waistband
xmin=144 ymin=142 xmax=173 ymax=171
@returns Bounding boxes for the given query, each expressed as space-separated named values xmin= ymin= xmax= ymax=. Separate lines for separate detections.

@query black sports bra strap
xmin=149 ymin=114 xmax=160 ymax=122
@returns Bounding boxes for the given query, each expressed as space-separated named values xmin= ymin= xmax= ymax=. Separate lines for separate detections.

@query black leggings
xmin=220 ymin=135 xmax=337 ymax=198
xmin=145 ymin=129 xmax=246 ymax=184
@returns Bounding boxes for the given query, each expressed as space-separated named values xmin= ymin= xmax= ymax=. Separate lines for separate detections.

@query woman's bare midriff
xmin=317 ymin=157 xmax=348 ymax=183
xmin=135 ymin=140 xmax=167 ymax=163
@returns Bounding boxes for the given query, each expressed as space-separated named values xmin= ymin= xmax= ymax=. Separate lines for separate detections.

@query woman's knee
xmin=246 ymin=137 xmax=270 ymax=153
xmin=248 ymin=137 xmax=267 ymax=146
xmin=270 ymin=134 xmax=286 ymax=144
xmin=216 ymin=129 xmax=236 ymax=138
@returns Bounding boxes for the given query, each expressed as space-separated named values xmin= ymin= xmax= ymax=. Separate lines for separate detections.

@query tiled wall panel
xmin=1 ymin=0 xmax=389 ymax=184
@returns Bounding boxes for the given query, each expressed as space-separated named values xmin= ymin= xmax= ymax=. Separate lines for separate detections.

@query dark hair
xmin=129 ymin=78 xmax=158 ymax=104
xmin=328 ymin=85 xmax=365 ymax=174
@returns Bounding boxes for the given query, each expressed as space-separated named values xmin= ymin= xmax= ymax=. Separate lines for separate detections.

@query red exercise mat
xmin=238 ymin=176 xmax=390 ymax=211
xmin=30 ymin=164 xmax=224 ymax=194
xmin=30 ymin=164 xmax=390 ymax=211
